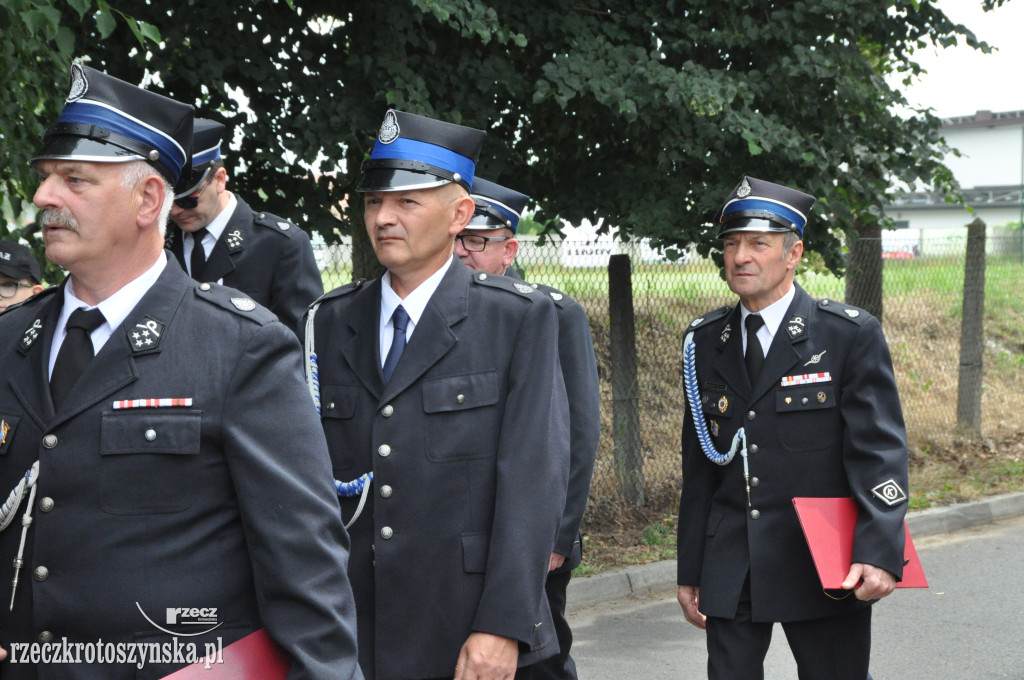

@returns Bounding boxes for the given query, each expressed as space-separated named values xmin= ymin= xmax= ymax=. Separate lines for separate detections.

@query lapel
xmin=204 ymin=196 xmax=252 ymax=283
xmin=7 ymin=290 xmax=63 ymax=427
xmin=748 ymin=285 xmax=815 ymax=403
xmin=46 ymin=264 xmax=191 ymax=428
xmin=337 ymin=278 xmax=386 ymax=401
xmin=379 ymin=259 xmax=468 ymax=404
xmin=711 ymin=305 xmax=749 ymax=398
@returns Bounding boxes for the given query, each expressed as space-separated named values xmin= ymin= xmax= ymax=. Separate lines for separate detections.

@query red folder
xmin=792 ymin=497 xmax=928 ymax=589
xmin=161 ymin=628 xmax=289 ymax=679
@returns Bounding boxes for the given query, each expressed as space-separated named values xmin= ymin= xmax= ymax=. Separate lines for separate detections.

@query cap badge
xmin=231 ymin=297 xmax=257 ymax=311
xmin=513 ymin=283 xmax=534 ymax=294
xmin=378 ymin=110 xmax=400 ymax=144
xmin=67 ymin=63 xmax=88 ymax=103
xmin=736 ymin=178 xmax=752 ymax=198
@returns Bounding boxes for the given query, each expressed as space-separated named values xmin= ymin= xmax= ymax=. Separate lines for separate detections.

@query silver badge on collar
xmin=225 ymin=229 xmax=244 ymax=250
xmin=231 ymin=297 xmax=257 ymax=311
xmin=786 ymin=315 xmax=806 ymax=339
xmin=871 ymin=479 xmax=907 ymax=506
xmin=378 ymin=110 xmax=400 ymax=144
xmin=720 ymin=323 xmax=731 ymax=343
xmin=67 ymin=63 xmax=88 ymax=103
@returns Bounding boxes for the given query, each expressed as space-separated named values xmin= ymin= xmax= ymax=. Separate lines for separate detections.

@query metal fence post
xmin=957 ymin=218 xmax=986 ymax=435
xmin=608 ymin=253 xmax=644 ymax=506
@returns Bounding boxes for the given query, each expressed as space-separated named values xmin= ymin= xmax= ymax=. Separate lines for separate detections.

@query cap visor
xmin=357 ymin=168 xmax=452 ymax=193
xmin=718 ymin=217 xmax=799 ymax=237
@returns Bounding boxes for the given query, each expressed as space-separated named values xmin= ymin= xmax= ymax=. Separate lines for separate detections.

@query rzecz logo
xmin=136 ymin=603 xmax=222 ymax=636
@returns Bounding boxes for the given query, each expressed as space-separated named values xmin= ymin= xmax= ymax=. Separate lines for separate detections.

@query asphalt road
xmin=568 ymin=514 xmax=1024 ymax=679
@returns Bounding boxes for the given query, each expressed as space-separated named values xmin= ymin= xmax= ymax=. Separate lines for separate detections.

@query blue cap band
xmin=475 ymin=200 xmax=520 ymax=230
xmin=57 ymin=100 xmax=187 ymax=177
xmin=722 ymin=198 xmax=806 ymax=231
xmin=191 ymin=143 xmax=221 ymax=167
xmin=370 ymin=137 xmax=476 ymax=188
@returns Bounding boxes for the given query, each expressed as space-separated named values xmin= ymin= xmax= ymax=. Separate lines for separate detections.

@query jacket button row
xmin=39 ymin=497 xmax=55 ymax=512
xmin=381 ymin=405 xmax=394 ymax=417
xmin=381 ymin=527 xmax=393 ymax=540
xmin=378 ymin=444 xmax=391 ymax=457
xmin=42 ymin=434 xmax=58 ymax=449
xmin=380 ymin=485 xmax=393 ymax=498
xmin=33 ymin=566 xmax=49 ymax=581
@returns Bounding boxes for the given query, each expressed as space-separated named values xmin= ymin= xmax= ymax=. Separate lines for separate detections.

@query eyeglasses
xmin=173 ymin=168 xmax=215 ymax=209
xmin=455 ymin=234 xmax=512 ymax=252
xmin=0 ymin=281 xmax=35 ymax=299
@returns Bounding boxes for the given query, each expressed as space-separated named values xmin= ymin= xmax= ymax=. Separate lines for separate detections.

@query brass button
xmin=39 ymin=497 xmax=55 ymax=512
xmin=38 ymin=631 xmax=53 ymax=644
xmin=750 ymin=509 xmax=760 ymax=520
xmin=33 ymin=566 xmax=49 ymax=581
xmin=381 ymin=405 xmax=394 ymax=417
xmin=381 ymin=526 xmax=394 ymax=540
xmin=378 ymin=444 xmax=391 ymax=457
xmin=42 ymin=434 xmax=58 ymax=449
xmin=380 ymin=485 xmax=393 ymax=498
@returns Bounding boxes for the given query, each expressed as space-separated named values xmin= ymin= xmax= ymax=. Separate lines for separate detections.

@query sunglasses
xmin=173 ymin=168 xmax=215 ymax=209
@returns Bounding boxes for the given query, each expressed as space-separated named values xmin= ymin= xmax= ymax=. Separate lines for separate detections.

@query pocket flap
xmin=423 ymin=371 xmax=498 ymax=414
xmin=320 ymin=384 xmax=361 ymax=419
xmin=775 ymin=385 xmax=836 ymax=412
xmin=100 ymin=411 xmax=201 ymax=456
xmin=461 ymin=532 xmax=491 ymax=573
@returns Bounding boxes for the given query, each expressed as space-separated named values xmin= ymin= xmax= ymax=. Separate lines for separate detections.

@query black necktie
xmin=744 ymin=313 xmax=766 ymax=383
xmin=190 ymin=228 xmax=209 ymax=281
xmin=382 ymin=305 xmax=410 ymax=382
xmin=50 ymin=308 xmax=105 ymax=409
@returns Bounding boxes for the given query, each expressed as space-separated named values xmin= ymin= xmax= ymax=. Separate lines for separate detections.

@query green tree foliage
xmin=0 ymin=0 xmax=995 ymax=280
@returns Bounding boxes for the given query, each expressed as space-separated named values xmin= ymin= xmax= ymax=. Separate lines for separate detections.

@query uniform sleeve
xmin=268 ymin=230 xmax=324 ymax=335
xmin=221 ymin=321 xmax=362 ymax=680
xmin=471 ymin=296 xmax=571 ymax=645
xmin=552 ymin=300 xmax=601 ymax=557
xmin=840 ymin=316 xmax=910 ymax=579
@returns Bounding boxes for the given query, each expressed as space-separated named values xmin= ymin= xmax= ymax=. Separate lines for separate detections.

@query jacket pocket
xmin=774 ymin=385 xmax=837 ymax=451
xmin=319 ymin=384 xmax=362 ymax=473
xmin=99 ymin=410 xmax=201 ymax=514
xmin=423 ymin=371 xmax=500 ymax=461
xmin=461 ymin=532 xmax=490 ymax=573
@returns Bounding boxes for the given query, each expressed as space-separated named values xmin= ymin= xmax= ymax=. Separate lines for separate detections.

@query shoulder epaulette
xmin=473 ymin=271 xmax=539 ymax=299
xmin=193 ymin=282 xmax=276 ymax=324
xmin=686 ymin=306 xmax=731 ymax=331
xmin=315 ymin=278 xmax=367 ymax=305
xmin=253 ymin=211 xmax=299 ymax=237
xmin=817 ymin=298 xmax=869 ymax=325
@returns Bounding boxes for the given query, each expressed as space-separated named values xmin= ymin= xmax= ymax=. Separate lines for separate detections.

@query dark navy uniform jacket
xmin=0 ymin=262 xmax=361 ymax=680
xmin=167 ymin=195 xmax=323 ymax=334
xmin=305 ymin=256 xmax=571 ymax=680
xmin=507 ymin=271 xmax=600 ymax=572
xmin=677 ymin=284 xmax=909 ymax=623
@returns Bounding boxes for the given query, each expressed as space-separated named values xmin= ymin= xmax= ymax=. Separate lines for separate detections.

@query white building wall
xmin=943 ymin=124 xmax=1024 ymax=188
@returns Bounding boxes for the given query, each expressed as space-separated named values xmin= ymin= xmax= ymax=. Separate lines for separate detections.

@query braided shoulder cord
xmin=683 ymin=331 xmax=746 ymax=465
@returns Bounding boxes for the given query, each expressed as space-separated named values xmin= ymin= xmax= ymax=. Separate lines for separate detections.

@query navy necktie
xmin=382 ymin=305 xmax=410 ymax=382
xmin=50 ymin=307 xmax=105 ymax=409
xmin=744 ymin=313 xmax=766 ymax=383
xmin=190 ymin=228 xmax=208 ymax=281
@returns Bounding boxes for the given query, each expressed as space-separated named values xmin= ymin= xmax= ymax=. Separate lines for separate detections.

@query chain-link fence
xmin=317 ymin=231 xmax=1024 ymax=524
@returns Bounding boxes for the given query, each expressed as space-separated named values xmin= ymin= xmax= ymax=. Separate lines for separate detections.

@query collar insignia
xmin=19 ymin=318 xmax=44 ymax=353
xmin=225 ymin=229 xmax=244 ymax=251
xmin=129 ymin=316 xmax=166 ymax=354
xmin=720 ymin=323 xmax=732 ymax=343
xmin=786 ymin=315 xmax=806 ymax=339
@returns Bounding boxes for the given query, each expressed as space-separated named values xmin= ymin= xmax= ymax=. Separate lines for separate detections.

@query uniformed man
xmin=303 ymin=109 xmax=571 ymax=680
xmin=676 ymin=176 xmax=910 ymax=679
xmin=0 ymin=63 xmax=362 ymax=679
xmin=167 ymin=118 xmax=323 ymax=334
xmin=0 ymin=241 xmax=44 ymax=314
xmin=453 ymin=178 xmax=600 ymax=680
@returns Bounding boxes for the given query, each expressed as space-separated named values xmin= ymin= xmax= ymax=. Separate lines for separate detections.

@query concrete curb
xmin=567 ymin=491 xmax=1024 ymax=609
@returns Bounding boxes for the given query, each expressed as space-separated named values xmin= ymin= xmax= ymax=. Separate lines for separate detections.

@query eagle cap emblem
xmin=67 ymin=63 xmax=88 ymax=103
xmin=736 ymin=178 xmax=752 ymax=198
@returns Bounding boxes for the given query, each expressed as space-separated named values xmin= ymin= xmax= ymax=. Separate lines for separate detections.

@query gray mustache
xmin=39 ymin=209 xmax=79 ymax=231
